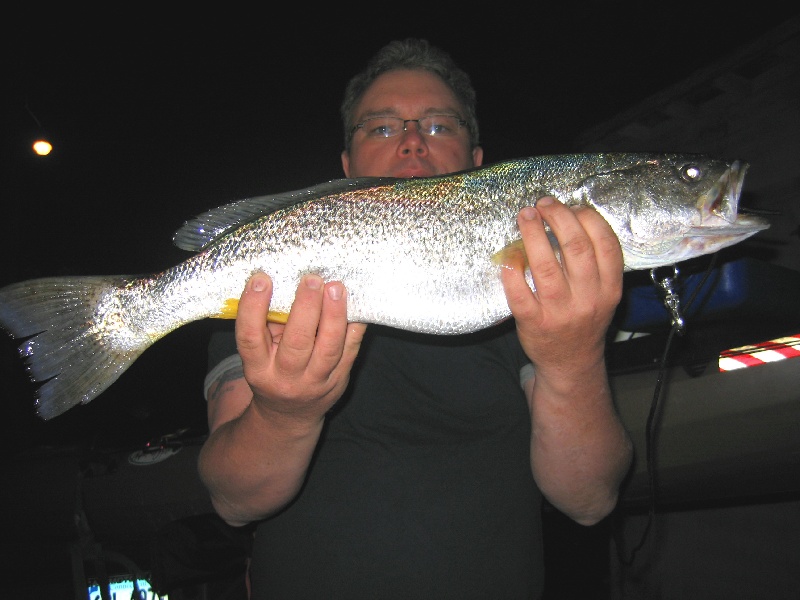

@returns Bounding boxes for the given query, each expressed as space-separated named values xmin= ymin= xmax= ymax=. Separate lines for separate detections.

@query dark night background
xmin=3 ymin=5 xmax=796 ymax=446
xmin=2 ymin=6 xmax=800 ymax=597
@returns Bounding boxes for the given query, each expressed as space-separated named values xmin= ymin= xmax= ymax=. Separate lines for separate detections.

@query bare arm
xmin=197 ymin=273 xmax=366 ymax=527
xmin=502 ymin=198 xmax=633 ymax=526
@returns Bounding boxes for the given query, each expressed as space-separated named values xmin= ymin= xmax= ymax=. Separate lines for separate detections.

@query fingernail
xmin=328 ymin=283 xmax=343 ymax=300
xmin=305 ymin=274 xmax=323 ymax=290
xmin=520 ymin=207 xmax=537 ymax=221
xmin=251 ymin=274 xmax=268 ymax=292
xmin=536 ymin=196 xmax=554 ymax=207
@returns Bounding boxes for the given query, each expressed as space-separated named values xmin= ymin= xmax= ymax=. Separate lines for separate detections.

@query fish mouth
xmin=692 ymin=160 xmax=769 ymax=236
xmin=646 ymin=159 xmax=771 ymax=268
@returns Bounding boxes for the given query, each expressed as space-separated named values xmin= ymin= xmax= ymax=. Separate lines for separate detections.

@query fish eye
xmin=680 ymin=164 xmax=703 ymax=181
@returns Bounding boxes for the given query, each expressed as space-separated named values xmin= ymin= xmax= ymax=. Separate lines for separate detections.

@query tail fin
xmin=0 ymin=276 xmax=153 ymax=419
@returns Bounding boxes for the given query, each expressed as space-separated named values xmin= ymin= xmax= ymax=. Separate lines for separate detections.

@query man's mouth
xmin=395 ymin=167 xmax=435 ymax=178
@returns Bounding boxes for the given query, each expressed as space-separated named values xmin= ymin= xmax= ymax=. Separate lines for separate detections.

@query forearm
xmin=198 ymin=396 xmax=324 ymax=527
xmin=527 ymin=358 xmax=633 ymax=526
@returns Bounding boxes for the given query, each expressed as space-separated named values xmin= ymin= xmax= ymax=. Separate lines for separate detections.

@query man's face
xmin=341 ymin=69 xmax=483 ymax=179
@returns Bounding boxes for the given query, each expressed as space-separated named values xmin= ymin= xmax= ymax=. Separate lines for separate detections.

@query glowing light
xmin=32 ymin=139 xmax=53 ymax=156
xmin=719 ymin=334 xmax=800 ymax=371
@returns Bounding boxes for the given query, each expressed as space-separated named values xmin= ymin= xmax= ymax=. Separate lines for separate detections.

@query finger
xmin=517 ymin=202 xmax=562 ymax=272
xmin=499 ymin=234 xmax=538 ymax=318
xmin=573 ymin=207 xmax=624 ymax=298
xmin=514 ymin=200 xmax=571 ymax=300
xmin=343 ymin=322 xmax=368 ymax=363
xmin=274 ymin=274 xmax=325 ymax=373
xmin=307 ymin=281 xmax=350 ymax=376
xmin=533 ymin=197 xmax=598 ymax=286
xmin=266 ymin=321 xmax=286 ymax=345
xmin=314 ymin=283 xmax=368 ymax=377
xmin=235 ymin=272 xmax=274 ymax=368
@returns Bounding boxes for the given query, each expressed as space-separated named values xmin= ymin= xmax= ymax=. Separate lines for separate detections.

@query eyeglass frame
xmin=348 ymin=114 xmax=468 ymax=145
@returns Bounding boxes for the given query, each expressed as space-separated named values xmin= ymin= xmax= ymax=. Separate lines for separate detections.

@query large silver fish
xmin=0 ymin=153 xmax=769 ymax=419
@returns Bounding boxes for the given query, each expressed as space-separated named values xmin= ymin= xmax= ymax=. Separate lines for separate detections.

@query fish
xmin=0 ymin=153 xmax=769 ymax=419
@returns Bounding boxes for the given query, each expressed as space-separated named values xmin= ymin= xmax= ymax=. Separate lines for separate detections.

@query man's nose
xmin=398 ymin=123 xmax=428 ymax=154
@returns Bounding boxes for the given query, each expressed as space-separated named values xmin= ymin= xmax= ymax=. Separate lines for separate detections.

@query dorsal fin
xmin=172 ymin=176 xmax=397 ymax=252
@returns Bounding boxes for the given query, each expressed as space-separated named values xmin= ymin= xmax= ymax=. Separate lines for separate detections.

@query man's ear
xmin=472 ymin=146 xmax=484 ymax=167
xmin=341 ymin=150 xmax=351 ymax=177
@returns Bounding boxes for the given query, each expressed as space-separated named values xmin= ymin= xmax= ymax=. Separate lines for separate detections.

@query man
xmin=198 ymin=38 xmax=632 ymax=598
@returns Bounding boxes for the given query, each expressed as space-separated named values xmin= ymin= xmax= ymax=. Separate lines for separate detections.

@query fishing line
xmin=615 ymin=253 xmax=719 ymax=568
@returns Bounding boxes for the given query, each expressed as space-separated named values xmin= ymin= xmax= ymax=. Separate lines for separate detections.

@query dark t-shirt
xmin=207 ymin=321 xmax=544 ymax=599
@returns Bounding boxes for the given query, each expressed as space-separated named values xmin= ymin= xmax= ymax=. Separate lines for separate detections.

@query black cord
xmin=616 ymin=254 xmax=719 ymax=567
xmin=615 ymin=322 xmax=677 ymax=566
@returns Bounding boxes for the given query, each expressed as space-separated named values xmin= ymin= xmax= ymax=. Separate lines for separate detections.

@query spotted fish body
xmin=0 ymin=153 xmax=769 ymax=418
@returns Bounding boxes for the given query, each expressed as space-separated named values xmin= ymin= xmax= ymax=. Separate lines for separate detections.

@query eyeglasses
xmin=351 ymin=115 xmax=467 ymax=140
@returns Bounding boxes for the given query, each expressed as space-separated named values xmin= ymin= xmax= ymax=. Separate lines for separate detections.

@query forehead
xmin=354 ymin=69 xmax=464 ymax=118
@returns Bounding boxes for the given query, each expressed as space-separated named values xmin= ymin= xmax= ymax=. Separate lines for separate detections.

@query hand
xmin=235 ymin=272 xmax=367 ymax=424
xmin=500 ymin=197 xmax=623 ymax=378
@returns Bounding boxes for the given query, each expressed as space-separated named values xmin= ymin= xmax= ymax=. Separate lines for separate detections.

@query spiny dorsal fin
xmin=172 ymin=176 xmax=397 ymax=252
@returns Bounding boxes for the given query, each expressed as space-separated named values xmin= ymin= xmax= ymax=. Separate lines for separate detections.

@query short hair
xmin=340 ymin=38 xmax=480 ymax=149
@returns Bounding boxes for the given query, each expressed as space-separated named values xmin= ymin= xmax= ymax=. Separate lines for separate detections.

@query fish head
xmin=578 ymin=155 xmax=770 ymax=271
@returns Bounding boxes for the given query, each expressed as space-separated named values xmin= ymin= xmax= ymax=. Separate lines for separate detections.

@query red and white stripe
xmin=718 ymin=334 xmax=800 ymax=371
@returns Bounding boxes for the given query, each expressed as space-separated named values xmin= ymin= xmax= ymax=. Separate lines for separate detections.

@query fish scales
xmin=189 ymin=174 xmax=520 ymax=334
xmin=0 ymin=153 xmax=770 ymax=418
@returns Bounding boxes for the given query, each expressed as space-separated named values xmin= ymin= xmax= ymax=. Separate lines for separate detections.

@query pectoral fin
xmin=213 ymin=298 xmax=289 ymax=324
xmin=491 ymin=239 xmax=529 ymax=269
xmin=216 ymin=298 xmax=240 ymax=319
xmin=266 ymin=310 xmax=290 ymax=324
xmin=491 ymin=232 xmax=562 ymax=268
